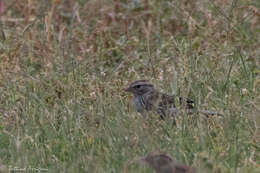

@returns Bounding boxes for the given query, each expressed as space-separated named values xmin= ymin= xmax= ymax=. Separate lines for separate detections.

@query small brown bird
xmin=125 ymin=80 xmax=222 ymax=119
xmin=140 ymin=151 xmax=197 ymax=173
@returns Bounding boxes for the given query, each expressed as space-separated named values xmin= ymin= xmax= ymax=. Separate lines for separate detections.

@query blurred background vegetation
xmin=0 ymin=0 xmax=259 ymax=172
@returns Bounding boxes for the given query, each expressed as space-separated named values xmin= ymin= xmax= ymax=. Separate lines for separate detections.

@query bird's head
xmin=125 ymin=80 xmax=154 ymax=96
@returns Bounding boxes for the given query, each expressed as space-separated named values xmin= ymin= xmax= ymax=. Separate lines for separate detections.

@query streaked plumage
xmin=125 ymin=80 xmax=193 ymax=119
xmin=125 ymin=80 xmax=221 ymax=118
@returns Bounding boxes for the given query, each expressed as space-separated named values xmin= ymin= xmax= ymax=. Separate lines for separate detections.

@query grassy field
xmin=0 ymin=0 xmax=259 ymax=172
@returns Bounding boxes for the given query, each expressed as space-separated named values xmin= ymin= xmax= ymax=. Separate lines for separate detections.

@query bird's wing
xmin=156 ymin=93 xmax=176 ymax=118
xmin=160 ymin=94 xmax=176 ymax=108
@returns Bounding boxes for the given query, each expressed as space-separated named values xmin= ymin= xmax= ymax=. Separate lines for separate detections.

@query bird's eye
xmin=134 ymin=85 xmax=141 ymax=89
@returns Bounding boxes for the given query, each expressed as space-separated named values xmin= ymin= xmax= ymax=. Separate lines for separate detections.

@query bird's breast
xmin=133 ymin=95 xmax=146 ymax=112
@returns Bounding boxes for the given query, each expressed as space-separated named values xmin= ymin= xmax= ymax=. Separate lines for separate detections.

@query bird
xmin=139 ymin=151 xmax=197 ymax=173
xmin=125 ymin=80 xmax=222 ymax=119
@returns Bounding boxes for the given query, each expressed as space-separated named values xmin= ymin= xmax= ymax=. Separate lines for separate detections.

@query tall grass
xmin=0 ymin=0 xmax=259 ymax=172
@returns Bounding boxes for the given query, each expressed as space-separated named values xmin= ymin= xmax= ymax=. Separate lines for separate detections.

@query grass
xmin=0 ymin=0 xmax=259 ymax=172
